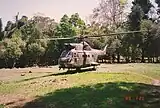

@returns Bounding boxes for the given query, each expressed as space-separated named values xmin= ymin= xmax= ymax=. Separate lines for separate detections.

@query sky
xmin=0 ymin=0 xmax=157 ymax=27
xmin=0 ymin=0 xmax=99 ymax=26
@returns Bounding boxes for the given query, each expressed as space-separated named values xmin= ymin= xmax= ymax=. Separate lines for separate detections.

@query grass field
xmin=0 ymin=63 xmax=160 ymax=108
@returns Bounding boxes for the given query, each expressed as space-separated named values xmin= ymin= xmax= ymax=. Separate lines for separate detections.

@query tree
xmin=91 ymin=0 xmax=127 ymax=31
xmin=155 ymin=0 xmax=160 ymax=20
xmin=32 ymin=15 xmax=57 ymax=37
xmin=132 ymin=0 xmax=153 ymax=19
xmin=128 ymin=0 xmax=153 ymax=30
xmin=44 ymin=41 xmax=60 ymax=65
xmin=85 ymin=22 xmax=106 ymax=35
xmin=89 ymin=0 xmax=128 ymax=59
xmin=0 ymin=13 xmax=65 ymax=68
xmin=148 ymin=23 xmax=160 ymax=62
xmin=0 ymin=32 xmax=25 ymax=68
xmin=27 ymin=43 xmax=46 ymax=66
xmin=55 ymin=14 xmax=76 ymax=37
xmin=21 ymin=20 xmax=48 ymax=66
xmin=127 ymin=0 xmax=154 ymax=62
xmin=69 ymin=13 xmax=86 ymax=35
xmin=3 ymin=15 xmax=28 ymax=39
xmin=0 ymin=18 xmax=3 ymax=40
xmin=128 ymin=4 xmax=144 ymax=31
xmin=3 ymin=21 xmax=16 ymax=38
xmin=17 ymin=16 xmax=28 ymax=29
xmin=155 ymin=0 xmax=160 ymax=7
xmin=140 ymin=20 xmax=153 ymax=62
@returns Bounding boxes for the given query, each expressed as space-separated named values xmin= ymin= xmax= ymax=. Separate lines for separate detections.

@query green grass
xmin=0 ymin=104 xmax=5 ymax=108
xmin=23 ymin=82 xmax=160 ymax=108
xmin=0 ymin=64 xmax=160 ymax=108
xmin=0 ymin=72 xmax=153 ymax=96
xmin=0 ymin=83 xmax=20 ymax=94
xmin=121 ymin=64 xmax=160 ymax=79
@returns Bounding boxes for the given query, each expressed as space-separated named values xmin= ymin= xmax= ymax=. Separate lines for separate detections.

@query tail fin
xmin=103 ymin=44 xmax=108 ymax=54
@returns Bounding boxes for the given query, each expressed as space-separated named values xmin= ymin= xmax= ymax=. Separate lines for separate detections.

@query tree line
xmin=0 ymin=0 xmax=160 ymax=68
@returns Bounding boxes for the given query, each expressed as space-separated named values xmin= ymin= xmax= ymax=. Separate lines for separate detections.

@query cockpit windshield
xmin=66 ymin=51 xmax=72 ymax=58
xmin=60 ymin=50 xmax=68 ymax=57
xmin=60 ymin=50 xmax=72 ymax=58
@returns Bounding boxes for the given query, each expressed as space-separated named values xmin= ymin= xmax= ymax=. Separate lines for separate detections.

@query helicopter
xmin=58 ymin=40 xmax=108 ymax=71
xmin=38 ymin=30 xmax=148 ymax=71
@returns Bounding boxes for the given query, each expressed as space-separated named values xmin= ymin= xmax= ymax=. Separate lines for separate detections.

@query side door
xmin=85 ymin=51 xmax=91 ymax=65
xmin=76 ymin=52 xmax=84 ymax=67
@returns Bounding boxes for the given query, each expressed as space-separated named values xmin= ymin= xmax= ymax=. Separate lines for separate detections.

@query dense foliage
xmin=1 ymin=0 xmax=160 ymax=68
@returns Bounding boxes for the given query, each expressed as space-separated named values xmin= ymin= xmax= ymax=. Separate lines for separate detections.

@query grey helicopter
xmin=38 ymin=30 xmax=148 ymax=71
xmin=58 ymin=40 xmax=108 ymax=71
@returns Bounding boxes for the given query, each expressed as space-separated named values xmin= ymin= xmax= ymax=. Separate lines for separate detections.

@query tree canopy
xmin=1 ymin=0 xmax=160 ymax=68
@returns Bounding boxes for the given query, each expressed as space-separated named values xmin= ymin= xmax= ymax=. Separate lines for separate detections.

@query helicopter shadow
xmin=53 ymin=68 xmax=96 ymax=76
xmin=16 ymin=68 xmax=96 ymax=83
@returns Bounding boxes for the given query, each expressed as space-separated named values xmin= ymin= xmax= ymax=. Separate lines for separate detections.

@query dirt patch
xmin=0 ymin=66 xmax=60 ymax=82
xmin=0 ymin=94 xmax=35 ymax=108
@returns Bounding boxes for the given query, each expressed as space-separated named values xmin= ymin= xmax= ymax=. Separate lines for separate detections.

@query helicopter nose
xmin=59 ymin=57 xmax=69 ymax=63
xmin=60 ymin=58 xmax=68 ymax=62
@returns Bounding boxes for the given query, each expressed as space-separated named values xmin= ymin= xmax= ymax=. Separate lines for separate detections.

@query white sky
xmin=0 ymin=0 xmax=157 ymax=27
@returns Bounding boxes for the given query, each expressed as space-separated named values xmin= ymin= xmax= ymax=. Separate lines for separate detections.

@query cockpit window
xmin=60 ymin=50 xmax=72 ymax=58
xmin=66 ymin=51 xmax=72 ymax=57
xmin=60 ymin=50 xmax=69 ymax=57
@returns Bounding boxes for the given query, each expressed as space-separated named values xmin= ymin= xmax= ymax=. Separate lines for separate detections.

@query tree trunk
xmin=156 ymin=57 xmax=159 ymax=63
xmin=148 ymin=57 xmax=150 ymax=63
xmin=153 ymin=57 xmax=155 ymax=63
xmin=141 ymin=49 xmax=145 ymax=63
xmin=126 ymin=57 xmax=129 ymax=63
xmin=151 ymin=57 xmax=153 ymax=63
xmin=12 ymin=59 xmax=16 ymax=68
xmin=117 ymin=52 xmax=120 ymax=63
xmin=4 ymin=59 xmax=8 ymax=68
xmin=112 ymin=54 xmax=115 ymax=63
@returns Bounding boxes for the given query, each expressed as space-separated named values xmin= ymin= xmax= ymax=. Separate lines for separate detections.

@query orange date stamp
xmin=124 ymin=96 xmax=144 ymax=101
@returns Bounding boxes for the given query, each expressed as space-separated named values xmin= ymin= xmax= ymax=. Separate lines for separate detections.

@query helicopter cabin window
xmin=82 ymin=54 xmax=87 ymax=58
xmin=74 ymin=53 xmax=77 ymax=57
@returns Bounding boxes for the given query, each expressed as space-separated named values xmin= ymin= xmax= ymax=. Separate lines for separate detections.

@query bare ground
xmin=0 ymin=63 xmax=160 ymax=81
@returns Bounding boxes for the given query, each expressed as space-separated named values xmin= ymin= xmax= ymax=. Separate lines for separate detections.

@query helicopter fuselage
xmin=58 ymin=42 xmax=106 ymax=70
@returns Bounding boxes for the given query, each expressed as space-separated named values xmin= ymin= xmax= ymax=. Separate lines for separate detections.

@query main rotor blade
xmin=37 ymin=30 xmax=148 ymax=41
xmin=82 ymin=30 xmax=148 ymax=38
xmin=37 ymin=37 xmax=77 ymax=41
